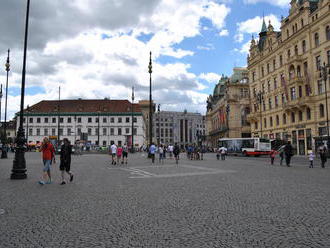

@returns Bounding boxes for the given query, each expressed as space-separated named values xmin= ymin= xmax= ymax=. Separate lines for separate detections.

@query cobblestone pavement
xmin=1 ymin=152 xmax=330 ymax=248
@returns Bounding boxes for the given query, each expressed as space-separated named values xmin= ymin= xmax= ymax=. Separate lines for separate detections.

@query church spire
xmin=260 ymin=16 xmax=267 ymax=33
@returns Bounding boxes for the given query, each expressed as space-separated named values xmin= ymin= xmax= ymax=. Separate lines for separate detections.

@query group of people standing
xmin=109 ymin=143 xmax=129 ymax=165
xmin=39 ymin=137 xmax=74 ymax=185
xmin=148 ymin=143 xmax=180 ymax=164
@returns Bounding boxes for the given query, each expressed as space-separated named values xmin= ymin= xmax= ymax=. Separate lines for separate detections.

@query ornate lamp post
xmin=1 ymin=49 xmax=10 ymax=159
xmin=97 ymin=111 xmax=100 ymax=147
xmin=25 ymin=105 xmax=29 ymax=143
xmin=57 ymin=86 xmax=61 ymax=147
xmin=257 ymin=91 xmax=264 ymax=138
xmin=131 ymin=86 xmax=135 ymax=153
xmin=11 ymin=0 xmax=30 ymax=179
xmin=226 ymin=104 xmax=230 ymax=138
xmin=157 ymin=104 xmax=160 ymax=146
xmin=148 ymin=51 xmax=153 ymax=146
xmin=319 ymin=62 xmax=330 ymax=149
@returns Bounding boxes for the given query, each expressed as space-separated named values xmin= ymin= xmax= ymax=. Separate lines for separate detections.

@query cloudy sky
xmin=0 ymin=0 xmax=291 ymax=120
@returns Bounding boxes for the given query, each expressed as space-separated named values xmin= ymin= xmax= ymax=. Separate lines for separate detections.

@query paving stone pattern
xmin=0 ymin=152 xmax=330 ymax=247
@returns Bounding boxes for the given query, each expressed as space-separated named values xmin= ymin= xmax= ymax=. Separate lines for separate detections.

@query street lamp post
xmin=26 ymin=105 xmax=29 ymax=143
xmin=0 ymin=84 xmax=2 ymax=141
xmin=257 ymin=91 xmax=264 ymax=138
xmin=57 ymin=86 xmax=61 ymax=147
xmin=2 ymin=49 xmax=10 ymax=159
xmin=11 ymin=0 xmax=30 ymax=179
xmin=157 ymin=104 xmax=160 ymax=146
xmin=74 ymin=115 xmax=77 ymax=144
xmin=131 ymin=86 xmax=135 ymax=153
xmin=148 ymin=51 xmax=153 ymax=146
xmin=320 ymin=62 xmax=330 ymax=149
xmin=97 ymin=112 xmax=100 ymax=147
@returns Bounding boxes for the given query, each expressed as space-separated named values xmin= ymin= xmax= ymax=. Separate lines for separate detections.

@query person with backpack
xmin=149 ymin=143 xmax=156 ymax=164
xmin=122 ymin=143 xmax=129 ymax=164
xmin=158 ymin=144 xmax=164 ymax=164
xmin=173 ymin=143 xmax=180 ymax=164
xmin=60 ymin=138 xmax=74 ymax=185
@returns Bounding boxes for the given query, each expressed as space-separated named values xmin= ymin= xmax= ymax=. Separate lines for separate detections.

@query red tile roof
xmin=27 ymin=99 xmax=141 ymax=113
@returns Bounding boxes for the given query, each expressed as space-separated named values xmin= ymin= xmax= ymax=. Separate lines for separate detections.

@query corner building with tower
xmin=247 ymin=0 xmax=330 ymax=155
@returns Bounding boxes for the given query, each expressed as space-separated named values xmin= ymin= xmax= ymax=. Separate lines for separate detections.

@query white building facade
xmin=19 ymin=99 xmax=145 ymax=148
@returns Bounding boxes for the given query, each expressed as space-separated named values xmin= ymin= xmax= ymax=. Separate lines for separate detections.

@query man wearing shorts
xmin=110 ymin=142 xmax=117 ymax=165
xmin=117 ymin=144 xmax=123 ymax=165
xmin=60 ymin=138 xmax=74 ymax=185
xmin=39 ymin=137 xmax=55 ymax=185
xmin=122 ymin=143 xmax=128 ymax=164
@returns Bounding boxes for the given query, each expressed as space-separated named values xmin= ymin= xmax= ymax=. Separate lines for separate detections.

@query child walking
xmin=270 ymin=150 xmax=277 ymax=165
xmin=308 ymin=150 xmax=315 ymax=168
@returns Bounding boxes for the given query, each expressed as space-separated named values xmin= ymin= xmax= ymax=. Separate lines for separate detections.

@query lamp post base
xmin=11 ymin=128 xmax=27 ymax=179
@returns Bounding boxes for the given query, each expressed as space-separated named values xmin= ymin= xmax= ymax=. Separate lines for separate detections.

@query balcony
xmin=288 ymin=75 xmax=305 ymax=86
xmin=283 ymin=97 xmax=313 ymax=111
xmin=287 ymin=54 xmax=303 ymax=64
xmin=247 ymin=112 xmax=260 ymax=122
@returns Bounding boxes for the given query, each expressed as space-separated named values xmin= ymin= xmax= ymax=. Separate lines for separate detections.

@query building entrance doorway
xmin=298 ymin=140 xmax=305 ymax=155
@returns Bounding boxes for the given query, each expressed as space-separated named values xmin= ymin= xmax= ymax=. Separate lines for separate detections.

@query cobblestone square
xmin=1 ymin=152 xmax=330 ymax=247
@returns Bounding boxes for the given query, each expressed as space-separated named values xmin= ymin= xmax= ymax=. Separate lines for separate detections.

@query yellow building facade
xmin=247 ymin=0 xmax=330 ymax=155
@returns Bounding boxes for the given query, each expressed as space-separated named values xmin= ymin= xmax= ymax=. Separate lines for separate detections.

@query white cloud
xmin=1 ymin=0 xmax=232 ymax=119
xmin=237 ymin=14 xmax=281 ymax=35
xmin=219 ymin=29 xmax=229 ymax=36
xmin=199 ymin=72 xmax=221 ymax=84
xmin=243 ymin=0 xmax=290 ymax=7
xmin=197 ymin=43 xmax=215 ymax=51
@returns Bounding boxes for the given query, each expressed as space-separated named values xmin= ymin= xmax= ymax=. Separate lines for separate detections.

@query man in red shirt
xmin=39 ymin=137 xmax=55 ymax=185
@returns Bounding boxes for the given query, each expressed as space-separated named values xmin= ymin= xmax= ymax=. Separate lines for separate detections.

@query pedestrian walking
xmin=219 ymin=146 xmax=227 ymax=160
xmin=149 ymin=143 xmax=156 ymax=164
xmin=110 ymin=142 xmax=117 ymax=165
xmin=270 ymin=150 xmax=277 ymax=165
xmin=122 ymin=143 xmax=128 ymax=164
xmin=158 ymin=144 xmax=164 ymax=164
xmin=168 ymin=144 xmax=173 ymax=159
xmin=173 ymin=143 xmax=180 ymax=165
xmin=308 ymin=150 xmax=315 ymax=168
xmin=60 ymin=138 xmax=74 ymax=185
xmin=284 ymin=141 xmax=293 ymax=167
xmin=279 ymin=146 xmax=284 ymax=166
xmin=319 ymin=144 xmax=327 ymax=168
xmin=117 ymin=144 xmax=123 ymax=164
xmin=39 ymin=137 xmax=55 ymax=185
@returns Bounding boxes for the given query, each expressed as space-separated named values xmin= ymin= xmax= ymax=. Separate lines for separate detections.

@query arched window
xmin=270 ymin=116 xmax=273 ymax=127
xmin=264 ymin=118 xmax=267 ymax=128
xmin=287 ymin=49 xmax=291 ymax=58
xmin=326 ymin=26 xmax=330 ymax=41
xmin=289 ymin=65 xmax=295 ymax=79
xmin=291 ymin=112 xmax=295 ymax=123
xmin=276 ymin=115 xmax=279 ymax=125
xmin=306 ymin=107 xmax=311 ymax=120
xmin=314 ymin=33 xmax=319 ymax=47
xmin=320 ymin=104 xmax=325 ymax=118
xmin=283 ymin=113 xmax=287 ymax=125
xmin=254 ymin=122 xmax=258 ymax=130
xmin=297 ymin=66 xmax=301 ymax=77
xmin=294 ymin=45 xmax=298 ymax=55
xmin=302 ymin=40 xmax=306 ymax=53
xmin=299 ymin=111 xmax=303 ymax=121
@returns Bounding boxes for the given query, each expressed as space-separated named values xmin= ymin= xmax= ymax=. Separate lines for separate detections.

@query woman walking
xmin=60 ymin=138 xmax=74 ymax=185
xmin=39 ymin=137 xmax=55 ymax=185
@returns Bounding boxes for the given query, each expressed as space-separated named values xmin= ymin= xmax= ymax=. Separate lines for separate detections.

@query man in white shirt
xmin=110 ymin=143 xmax=117 ymax=165
xmin=218 ymin=146 xmax=227 ymax=160
xmin=168 ymin=144 xmax=174 ymax=159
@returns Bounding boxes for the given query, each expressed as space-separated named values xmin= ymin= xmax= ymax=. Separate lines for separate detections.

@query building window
xmin=307 ymin=107 xmax=311 ymax=120
xmin=275 ymin=96 xmax=278 ymax=107
xmin=267 ymin=81 xmax=271 ymax=92
xmin=264 ymin=118 xmax=267 ymax=128
xmin=318 ymin=80 xmax=324 ymax=94
xmin=44 ymin=128 xmax=48 ymax=136
xmin=67 ymin=128 xmax=71 ymax=136
xmin=302 ymin=40 xmax=306 ymax=53
xmin=103 ymin=141 xmax=107 ymax=146
xmin=283 ymin=113 xmax=287 ymax=125
xmin=316 ymin=55 xmax=321 ymax=70
xmin=77 ymin=128 xmax=81 ymax=135
xmin=274 ymin=77 xmax=277 ymax=89
xmin=88 ymin=128 xmax=92 ymax=135
xmin=95 ymin=128 xmax=99 ymax=135
xmin=133 ymin=117 xmax=137 ymax=123
xmin=291 ymin=112 xmax=295 ymax=123
xmin=268 ymin=98 xmax=272 ymax=109
xmin=305 ymin=84 xmax=310 ymax=96
xmin=36 ymin=128 xmax=40 ymax=136
xmin=110 ymin=117 xmax=114 ymax=123
xmin=270 ymin=116 xmax=273 ymax=127
xmin=59 ymin=128 xmax=63 ymax=136
xmin=118 ymin=117 xmax=122 ymax=123
xmin=60 ymin=118 xmax=64 ymax=123
xmin=77 ymin=117 xmax=82 ymax=123
xmin=103 ymin=118 xmax=107 ymax=123
xmin=273 ymin=59 xmax=276 ymax=71
xmin=126 ymin=117 xmax=130 ymax=123
xmin=276 ymin=115 xmax=279 ymax=125
xmin=279 ymin=55 xmax=283 ymax=66
xmin=327 ymin=26 xmax=330 ymax=41
xmin=133 ymin=128 xmax=137 ymax=135
xmin=320 ymin=104 xmax=325 ymax=118
xmin=36 ymin=118 xmax=41 ymax=123
xmin=52 ymin=128 xmax=56 ymax=135
xmin=297 ymin=66 xmax=301 ymax=77
xmin=298 ymin=111 xmax=303 ymax=121
xmin=298 ymin=86 xmax=302 ymax=98
xmin=29 ymin=128 xmax=33 ymax=136
xmin=289 ymin=65 xmax=295 ymax=79
xmin=290 ymin=87 xmax=296 ymax=100
xmin=282 ymin=93 xmax=286 ymax=105
xmin=101 ymin=128 xmax=106 ymax=135
xmin=96 ymin=118 xmax=99 ymax=123
xmin=125 ymin=128 xmax=130 ymax=134
xmin=118 ymin=128 xmax=122 ymax=135
xmin=294 ymin=45 xmax=298 ymax=55
xmin=254 ymin=122 xmax=258 ymax=130
xmin=261 ymin=67 xmax=264 ymax=77
xmin=68 ymin=117 xmax=71 ymax=123
xmin=287 ymin=49 xmax=291 ymax=59
xmin=23 ymin=118 xmax=26 ymax=123
xmin=252 ymin=72 xmax=255 ymax=82
xmin=110 ymin=128 xmax=114 ymax=135
xmin=29 ymin=117 xmax=33 ymax=123
xmin=327 ymin=50 xmax=330 ymax=65
xmin=267 ymin=63 xmax=270 ymax=74
xmin=88 ymin=118 xmax=92 ymax=123
xmin=301 ymin=18 xmax=304 ymax=27
xmin=314 ymin=33 xmax=319 ymax=47
xmin=44 ymin=118 xmax=48 ymax=123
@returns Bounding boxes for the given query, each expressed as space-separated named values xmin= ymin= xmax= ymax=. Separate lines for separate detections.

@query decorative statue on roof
xmin=268 ymin=20 xmax=274 ymax=32
xmin=206 ymin=95 xmax=213 ymax=111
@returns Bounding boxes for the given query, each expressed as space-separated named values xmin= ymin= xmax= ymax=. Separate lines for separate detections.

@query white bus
xmin=218 ymin=138 xmax=272 ymax=156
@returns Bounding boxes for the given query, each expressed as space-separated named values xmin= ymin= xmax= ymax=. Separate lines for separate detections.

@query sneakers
xmin=70 ymin=174 xmax=74 ymax=182
xmin=60 ymin=181 xmax=66 ymax=185
xmin=38 ymin=181 xmax=45 ymax=185
xmin=45 ymin=180 xmax=52 ymax=184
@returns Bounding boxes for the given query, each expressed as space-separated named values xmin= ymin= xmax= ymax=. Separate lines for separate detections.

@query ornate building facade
xmin=247 ymin=0 xmax=330 ymax=155
xmin=206 ymin=68 xmax=251 ymax=147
